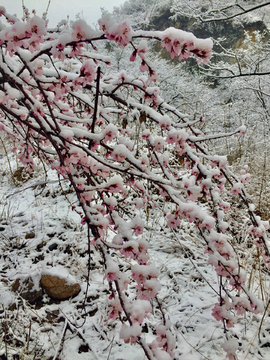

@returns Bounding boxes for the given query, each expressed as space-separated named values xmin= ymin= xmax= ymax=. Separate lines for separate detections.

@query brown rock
xmin=40 ymin=274 xmax=80 ymax=300
xmin=25 ymin=232 xmax=35 ymax=239
xmin=11 ymin=277 xmax=42 ymax=303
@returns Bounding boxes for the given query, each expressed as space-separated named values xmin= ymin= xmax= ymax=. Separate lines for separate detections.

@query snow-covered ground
xmin=0 ymin=151 xmax=270 ymax=360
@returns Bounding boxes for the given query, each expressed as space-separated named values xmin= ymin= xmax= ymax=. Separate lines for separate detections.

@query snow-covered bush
xmin=0 ymin=6 xmax=269 ymax=359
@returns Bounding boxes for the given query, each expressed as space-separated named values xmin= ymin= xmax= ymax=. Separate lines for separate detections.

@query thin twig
xmin=6 ymin=179 xmax=68 ymax=198
xmin=258 ymin=298 xmax=270 ymax=343
xmin=52 ymin=318 xmax=68 ymax=360
xmin=45 ymin=0 xmax=52 ymax=15
xmin=89 ymin=66 xmax=101 ymax=149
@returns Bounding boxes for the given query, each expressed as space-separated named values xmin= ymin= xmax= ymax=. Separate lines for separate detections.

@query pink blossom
xmin=159 ymin=115 xmax=171 ymax=130
xmin=108 ymin=298 xmax=122 ymax=320
xmin=221 ymin=339 xmax=238 ymax=360
xmin=137 ymin=252 xmax=150 ymax=265
xmin=240 ymin=173 xmax=251 ymax=184
xmin=80 ymin=60 xmax=96 ymax=86
xmin=153 ymin=137 xmax=164 ymax=152
xmin=231 ymin=182 xmax=243 ymax=195
xmin=137 ymin=239 xmax=149 ymax=255
xmin=103 ymin=124 xmax=117 ymax=143
xmin=104 ymin=260 xmax=119 ymax=281
xmin=140 ymin=60 xmax=149 ymax=72
xmin=28 ymin=16 xmax=46 ymax=37
xmin=167 ymin=213 xmax=180 ymax=229
xmin=115 ymin=21 xmax=132 ymax=48
xmin=142 ymin=129 xmax=150 ymax=140
xmin=99 ymin=18 xmax=132 ymax=48
xmin=111 ymin=144 xmax=128 ymax=162
xmin=148 ymin=70 xmax=158 ymax=83
xmin=161 ymin=35 xmax=172 ymax=53
xmin=219 ymin=201 xmax=230 ymax=211
xmin=0 ymin=6 xmax=6 ymax=16
xmin=212 ymin=304 xmax=236 ymax=328
xmin=130 ymin=50 xmax=137 ymax=62
xmin=139 ymin=279 xmax=161 ymax=300
xmin=70 ymin=43 xmax=83 ymax=57
xmin=132 ymin=264 xmax=158 ymax=284
xmin=108 ymin=182 xmax=123 ymax=193
xmin=166 ymin=131 xmax=177 ymax=144
xmin=129 ymin=300 xmax=151 ymax=324
xmin=72 ymin=19 xmax=88 ymax=41
xmin=120 ymin=241 xmax=138 ymax=259
xmin=248 ymin=225 xmax=265 ymax=238
xmin=137 ymin=39 xmax=149 ymax=59
xmin=232 ymin=297 xmax=251 ymax=316
xmin=119 ymin=323 xmax=141 ymax=345
xmin=131 ymin=216 xmax=144 ymax=236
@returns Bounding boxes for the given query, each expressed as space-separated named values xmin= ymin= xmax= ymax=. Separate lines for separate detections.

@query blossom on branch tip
xmin=103 ymin=124 xmax=117 ymax=143
xmin=167 ymin=213 xmax=180 ymax=229
xmin=99 ymin=17 xmax=132 ymax=48
xmin=108 ymin=298 xmax=122 ymax=320
xmin=119 ymin=323 xmax=141 ymax=345
xmin=161 ymin=28 xmax=212 ymax=64
xmin=104 ymin=260 xmax=119 ymax=282
xmin=80 ymin=59 xmax=96 ymax=86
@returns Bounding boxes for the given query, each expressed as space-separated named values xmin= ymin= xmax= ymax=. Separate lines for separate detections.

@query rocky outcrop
xmin=149 ymin=6 xmax=269 ymax=65
xmin=151 ymin=7 xmax=269 ymax=48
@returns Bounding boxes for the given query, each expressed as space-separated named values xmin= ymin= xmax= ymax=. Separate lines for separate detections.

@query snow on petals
xmin=104 ymin=260 xmax=119 ymax=282
xmin=221 ymin=339 xmax=239 ymax=360
xmin=128 ymin=299 xmax=152 ymax=324
xmin=167 ymin=213 xmax=180 ymax=229
xmin=106 ymin=175 xmax=123 ymax=193
xmin=130 ymin=216 xmax=144 ymax=236
xmin=111 ymin=144 xmax=128 ymax=162
xmin=119 ymin=323 xmax=141 ymax=345
xmin=103 ymin=124 xmax=118 ymax=143
xmin=72 ymin=19 xmax=95 ymax=41
xmin=161 ymin=27 xmax=213 ymax=64
xmin=108 ymin=298 xmax=122 ymax=320
xmin=80 ymin=59 xmax=96 ymax=86
xmin=99 ymin=16 xmax=132 ymax=48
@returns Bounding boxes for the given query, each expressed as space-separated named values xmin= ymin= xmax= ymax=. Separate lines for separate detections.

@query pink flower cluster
xmin=71 ymin=19 xmax=94 ymax=41
xmin=119 ymin=323 xmax=141 ymax=345
xmin=166 ymin=129 xmax=188 ymax=156
xmin=221 ymin=339 xmax=239 ymax=360
xmin=0 ymin=14 xmax=46 ymax=55
xmin=167 ymin=213 xmax=180 ymax=229
xmin=132 ymin=264 xmax=161 ymax=300
xmin=161 ymin=28 xmax=213 ymax=64
xmin=79 ymin=60 xmax=96 ymax=86
xmin=130 ymin=39 xmax=149 ymax=62
xmin=149 ymin=323 xmax=176 ymax=359
xmin=99 ymin=16 xmax=132 ymax=48
xmin=108 ymin=298 xmax=122 ymax=320
xmin=212 ymin=303 xmax=236 ymax=328
xmin=141 ymin=87 xmax=161 ymax=107
xmin=103 ymin=124 xmax=118 ymax=143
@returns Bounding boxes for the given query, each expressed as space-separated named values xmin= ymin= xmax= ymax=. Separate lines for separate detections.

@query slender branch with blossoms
xmin=0 ymin=6 xmax=269 ymax=359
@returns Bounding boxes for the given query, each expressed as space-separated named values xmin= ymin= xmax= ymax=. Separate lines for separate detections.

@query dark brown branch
xmin=201 ymin=71 xmax=270 ymax=79
xmin=91 ymin=67 xmax=101 ymax=134
xmin=197 ymin=1 xmax=270 ymax=22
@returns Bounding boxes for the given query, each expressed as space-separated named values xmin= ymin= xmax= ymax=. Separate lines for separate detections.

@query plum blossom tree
xmin=0 ymin=5 xmax=270 ymax=359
